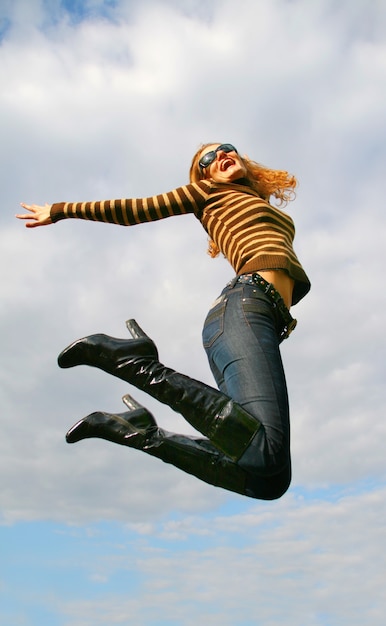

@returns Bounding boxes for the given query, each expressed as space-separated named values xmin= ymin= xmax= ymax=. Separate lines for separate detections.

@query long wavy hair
xmin=189 ymin=143 xmax=298 ymax=258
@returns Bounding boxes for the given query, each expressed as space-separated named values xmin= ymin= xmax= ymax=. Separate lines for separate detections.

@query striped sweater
xmin=51 ymin=178 xmax=310 ymax=304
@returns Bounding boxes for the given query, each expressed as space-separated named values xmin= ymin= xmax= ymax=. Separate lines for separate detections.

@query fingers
xmin=15 ymin=213 xmax=36 ymax=220
xmin=16 ymin=203 xmax=37 ymax=220
xmin=15 ymin=203 xmax=52 ymax=227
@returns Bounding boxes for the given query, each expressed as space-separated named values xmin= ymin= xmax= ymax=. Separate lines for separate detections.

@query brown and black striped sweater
xmin=51 ymin=178 xmax=310 ymax=305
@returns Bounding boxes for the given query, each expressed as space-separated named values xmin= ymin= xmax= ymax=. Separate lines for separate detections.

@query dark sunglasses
xmin=199 ymin=144 xmax=238 ymax=170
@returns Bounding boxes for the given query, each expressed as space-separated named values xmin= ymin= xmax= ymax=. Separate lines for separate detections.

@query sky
xmin=1 ymin=0 xmax=386 ymax=624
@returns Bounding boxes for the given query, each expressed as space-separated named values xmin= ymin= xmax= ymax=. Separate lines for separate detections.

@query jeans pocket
xmin=202 ymin=297 xmax=227 ymax=349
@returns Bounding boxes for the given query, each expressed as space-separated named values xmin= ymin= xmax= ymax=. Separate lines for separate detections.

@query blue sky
xmin=1 ymin=0 xmax=386 ymax=624
xmin=55 ymin=0 xmax=118 ymax=23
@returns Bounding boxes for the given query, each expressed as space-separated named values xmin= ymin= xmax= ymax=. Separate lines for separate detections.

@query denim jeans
xmin=202 ymin=280 xmax=291 ymax=500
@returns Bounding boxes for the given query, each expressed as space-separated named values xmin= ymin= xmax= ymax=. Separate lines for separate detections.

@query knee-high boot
xmin=58 ymin=319 xmax=261 ymax=462
xmin=66 ymin=394 xmax=248 ymax=496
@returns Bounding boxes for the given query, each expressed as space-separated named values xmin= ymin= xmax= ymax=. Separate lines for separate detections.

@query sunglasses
xmin=199 ymin=144 xmax=238 ymax=170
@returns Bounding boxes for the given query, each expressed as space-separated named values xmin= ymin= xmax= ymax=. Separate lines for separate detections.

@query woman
xmin=17 ymin=143 xmax=310 ymax=500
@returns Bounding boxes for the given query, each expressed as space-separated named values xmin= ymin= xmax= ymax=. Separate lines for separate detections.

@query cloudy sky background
xmin=1 ymin=0 xmax=386 ymax=624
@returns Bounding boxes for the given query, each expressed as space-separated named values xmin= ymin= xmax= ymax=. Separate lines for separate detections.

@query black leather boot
xmin=59 ymin=320 xmax=261 ymax=462
xmin=65 ymin=394 xmax=158 ymax=447
xmin=66 ymin=394 xmax=248 ymax=496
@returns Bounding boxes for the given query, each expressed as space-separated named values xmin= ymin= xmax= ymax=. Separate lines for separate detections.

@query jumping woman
xmin=17 ymin=142 xmax=310 ymax=500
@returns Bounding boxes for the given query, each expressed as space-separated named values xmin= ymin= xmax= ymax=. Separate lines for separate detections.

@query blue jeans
xmin=202 ymin=281 xmax=291 ymax=499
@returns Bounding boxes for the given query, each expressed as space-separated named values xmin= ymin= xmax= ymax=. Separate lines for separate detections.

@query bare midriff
xmin=258 ymin=270 xmax=294 ymax=310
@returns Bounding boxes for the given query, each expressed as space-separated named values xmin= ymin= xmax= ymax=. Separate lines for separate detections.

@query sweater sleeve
xmin=50 ymin=180 xmax=211 ymax=226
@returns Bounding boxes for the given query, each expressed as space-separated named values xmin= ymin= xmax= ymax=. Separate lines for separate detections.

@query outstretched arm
xmin=16 ymin=180 xmax=211 ymax=229
xmin=16 ymin=203 xmax=53 ymax=228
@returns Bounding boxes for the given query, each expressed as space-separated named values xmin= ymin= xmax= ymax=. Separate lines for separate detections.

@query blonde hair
xmin=189 ymin=143 xmax=298 ymax=258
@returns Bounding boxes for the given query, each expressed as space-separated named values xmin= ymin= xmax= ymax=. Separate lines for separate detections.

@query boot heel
xmin=122 ymin=393 xmax=144 ymax=411
xmin=125 ymin=319 xmax=151 ymax=341
xmin=122 ymin=393 xmax=158 ymax=433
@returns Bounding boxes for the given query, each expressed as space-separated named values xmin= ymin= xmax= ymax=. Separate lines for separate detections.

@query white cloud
xmin=36 ymin=487 xmax=385 ymax=625
xmin=0 ymin=0 xmax=385 ymax=559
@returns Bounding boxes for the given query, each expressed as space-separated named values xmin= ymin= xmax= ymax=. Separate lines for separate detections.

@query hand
xmin=16 ymin=203 xmax=53 ymax=228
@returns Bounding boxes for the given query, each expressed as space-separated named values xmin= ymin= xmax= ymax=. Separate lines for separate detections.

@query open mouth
xmin=220 ymin=158 xmax=235 ymax=171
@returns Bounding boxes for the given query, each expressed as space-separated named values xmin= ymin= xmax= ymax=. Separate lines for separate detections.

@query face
xmin=199 ymin=144 xmax=247 ymax=183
